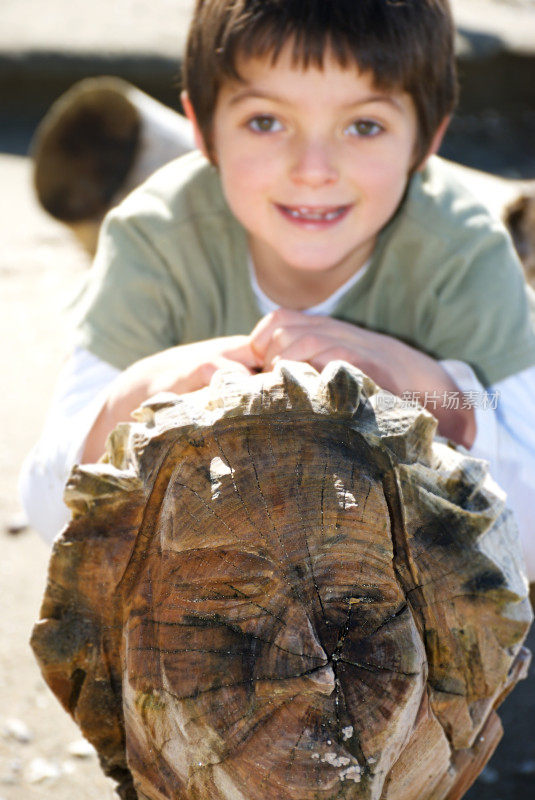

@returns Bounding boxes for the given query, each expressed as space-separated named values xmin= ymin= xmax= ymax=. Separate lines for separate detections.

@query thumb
xmin=208 ymin=358 xmax=256 ymax=392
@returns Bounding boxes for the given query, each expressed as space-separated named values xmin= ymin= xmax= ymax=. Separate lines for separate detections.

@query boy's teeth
xmin=286 ymin=206 xmax=344 ymax=221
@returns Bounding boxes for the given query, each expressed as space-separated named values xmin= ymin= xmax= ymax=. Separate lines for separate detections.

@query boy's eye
xmin=247 ymin=115 xmax=283 ymax=133
xmin=346 ymin=119 xmax=383 ymax=137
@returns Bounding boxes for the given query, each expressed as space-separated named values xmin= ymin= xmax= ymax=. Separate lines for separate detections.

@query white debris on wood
xmin=322 ymin=752 xmax=351 ymax=768
xmin=340 ymin=765 xmax=362 ymax=783
xmin=333 ymin=477 xmax=359 ymax=510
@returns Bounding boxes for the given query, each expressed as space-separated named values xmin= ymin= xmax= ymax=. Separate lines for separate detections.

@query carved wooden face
xmin=31 ymin=364 xmax=532 ymax=800
xmin=123 ymin=420 xmax=426 ymax=799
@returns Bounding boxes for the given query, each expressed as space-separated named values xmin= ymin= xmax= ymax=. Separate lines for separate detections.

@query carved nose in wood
xmin=305 ymin=664 xmax=336 ymax=695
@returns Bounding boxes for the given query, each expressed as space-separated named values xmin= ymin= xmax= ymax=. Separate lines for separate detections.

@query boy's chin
xmin=250 ymin=235 xmax=374 ymax=285
xmin=278 ymin=248 xmax=367 ymax=275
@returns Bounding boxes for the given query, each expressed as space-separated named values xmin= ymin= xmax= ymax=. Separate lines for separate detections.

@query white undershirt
xmin=247 ymin=254 xmax=371 ymax=316
xmin=19 ymin=267 xmax=535 ymax=580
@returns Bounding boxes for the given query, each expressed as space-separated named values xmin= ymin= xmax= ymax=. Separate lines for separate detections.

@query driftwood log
xmin=31 ymin=76 xmax=195 ymax=253
xmin=31 ymin=361 xmax=532 ymax=800
xmin=506 ymin=191 xmax=535 ymax=286
xmin=31 ymin=78 xmax=535 ymax=285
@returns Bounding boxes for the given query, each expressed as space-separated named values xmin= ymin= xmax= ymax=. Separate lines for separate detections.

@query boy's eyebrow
xmin=227 ymin=88 xmax=404 ymax=112
xmin=227 ymin=88 xmax=285 ymax=106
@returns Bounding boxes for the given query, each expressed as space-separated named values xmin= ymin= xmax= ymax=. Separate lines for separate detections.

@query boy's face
xmin=188 ymin=46 xmax=427 ymax=305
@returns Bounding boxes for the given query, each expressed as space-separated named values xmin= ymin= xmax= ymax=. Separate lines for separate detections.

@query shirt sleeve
xmin=426 ymin=220 xmax=535 ymax=387
xmin=18 ymin=348 xmax=120 ymax=543
xmin=75 ymin=209 xmax=184 ymax=370
xmin=441 ymin=358 xmax=535 ymax=581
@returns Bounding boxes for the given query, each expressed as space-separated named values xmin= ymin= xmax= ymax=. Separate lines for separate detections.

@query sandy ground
xmin=0 ymin=153 xmax=116 ymax=799
xmin=1 ymin=152 xmax=534 ymax=800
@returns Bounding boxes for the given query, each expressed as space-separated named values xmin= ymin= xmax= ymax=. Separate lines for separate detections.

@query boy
xmin=21 ymin=0 xmax=535 ymax=576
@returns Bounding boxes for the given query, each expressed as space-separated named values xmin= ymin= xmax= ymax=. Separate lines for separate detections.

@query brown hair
xmin=184 ymin=0 xmax=457 ymax=166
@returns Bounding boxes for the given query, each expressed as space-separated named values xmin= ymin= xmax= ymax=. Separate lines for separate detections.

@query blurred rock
xmin=67 ymin=738 xmax=97 ymax=759
xmin=0 ymin=758 xmax=22 ymax=786
xmin=3 ymin=717 xmax=33 ymax=743
xmin=26 ymin=756 xmax=62 ymax=783
xmin=4 ymin=511 xmax=29 ymax=535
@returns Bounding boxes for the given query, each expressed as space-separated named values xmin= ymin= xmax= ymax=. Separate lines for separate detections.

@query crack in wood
xmin=291 ymin=435 xmax=328 ymax=637
xmin=243 ymin=429 xmax=312 ymax=614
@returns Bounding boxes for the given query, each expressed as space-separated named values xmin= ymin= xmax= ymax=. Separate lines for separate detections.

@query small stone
xmin=67 ymin=738 xmax=96 ymax=758
xmin=0 ymin=759 xmax=22 ymax=786
xmin=3 ymin=718 xmax=33 ymax=743
xmin=35 ymin=693 xmax=49 ymax=709
xmin=4 ymin=512 xmax=28 ymax=535
xmin=27 ymin=758 xmax=61 ymax=784
xmin=478 ymin=765 xmax=499 ymax=784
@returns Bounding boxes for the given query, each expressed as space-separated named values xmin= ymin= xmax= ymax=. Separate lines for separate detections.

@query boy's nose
xmin=289 ymin=139 xmax=338 ymax=187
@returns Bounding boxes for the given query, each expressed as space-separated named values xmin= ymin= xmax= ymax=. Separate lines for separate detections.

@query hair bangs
xmin=213 ymin=2 xmax=426 ymax=100
xmin=185 ymin=0 xmax=457 ymax=165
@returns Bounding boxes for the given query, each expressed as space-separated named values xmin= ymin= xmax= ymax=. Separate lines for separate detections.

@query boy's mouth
xmin=275 ymin=204 xmax=351 ymax=225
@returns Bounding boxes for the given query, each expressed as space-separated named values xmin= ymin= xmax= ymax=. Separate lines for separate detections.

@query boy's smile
xmin=186 ymin=46 xmax=425 ymax=308
xmin=275 ymin=202 xmax=352 ymax=228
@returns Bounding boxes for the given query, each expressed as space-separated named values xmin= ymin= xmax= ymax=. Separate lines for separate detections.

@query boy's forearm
xmin=80 ymin=353 xmax=200 ymax=464
xmin=80 ymin=336 xmax=261 ymax=463
xmin=428 ymin=398 xmax=476 ymax=449
xmin=373 ymin=345 xmax=477 ymax=448
xmin=81 ymin=386 xmax=146 ymax=463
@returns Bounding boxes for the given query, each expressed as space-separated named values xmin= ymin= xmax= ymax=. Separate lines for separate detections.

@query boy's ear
xmin=415 ymin=115 xmax=451 ymax=172
xmin=181 ymin=90 xmax=211 ymax=159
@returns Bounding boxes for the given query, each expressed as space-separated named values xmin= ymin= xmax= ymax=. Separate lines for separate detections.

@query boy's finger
xmin=256 ymin=322 xmax=334 ymax=364
xmin=265 ymin=333 xmax=343 ymax=368
xmin=250 ymin=309 xmax=311 ymax=355
xmin=206 ymin=358 xmax=255 ymax=383
xmin=222 ymin=339 xmax=263 ymax=369
xmin=207 ymin=359 xmax=258 ymax=393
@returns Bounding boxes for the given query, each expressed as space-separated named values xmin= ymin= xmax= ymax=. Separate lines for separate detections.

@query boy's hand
xmin=250 ymin=309 xmax=476 ymax=448
xmin=82 ymin=336 xmax=261 ymax=462
xmin=123 ymin=335 xmax=261 ymax=398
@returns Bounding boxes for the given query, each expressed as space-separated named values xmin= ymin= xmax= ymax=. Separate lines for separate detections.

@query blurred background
xmin=0 ymin=1 xmax=534 ymax=799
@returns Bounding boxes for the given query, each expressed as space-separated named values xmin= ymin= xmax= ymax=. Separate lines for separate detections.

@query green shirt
xmin=76 ymin=151 xmax=535 ymax=387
